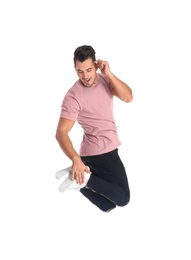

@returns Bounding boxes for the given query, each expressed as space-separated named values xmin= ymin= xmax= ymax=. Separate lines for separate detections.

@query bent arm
xmin=95 ymin=59 xmax=133 ymax=102
xmin=55 ymin=117 xmax=79 ymax=161
xmin=108 ymin=73 xmax=133 ymax=103
xmin=55 ymin=118 xmax=90 ymax=184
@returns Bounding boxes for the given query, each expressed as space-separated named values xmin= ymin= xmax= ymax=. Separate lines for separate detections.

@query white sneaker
xmin=55 ymin=166 xmax=72 ymax=180
xmin=58 ymin=169 xmax=90 ymax=193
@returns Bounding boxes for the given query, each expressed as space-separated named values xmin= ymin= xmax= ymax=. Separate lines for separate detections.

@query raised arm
xmin=95 ymin=59 xmax=133 ymax=102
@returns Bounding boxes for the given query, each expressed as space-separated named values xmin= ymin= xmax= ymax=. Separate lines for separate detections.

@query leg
xmin=80 ymin=188 xmax=116 ymax=212
xmin=81 ymin=149 xmax=130 ymax=211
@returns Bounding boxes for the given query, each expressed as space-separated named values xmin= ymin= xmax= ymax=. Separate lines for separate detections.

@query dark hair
xmin=73 ymin=45 xmax=96 ymax=66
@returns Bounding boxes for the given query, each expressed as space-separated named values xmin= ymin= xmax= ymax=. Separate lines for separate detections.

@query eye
xmin=87 ymin=69 xmax=92 ymax=72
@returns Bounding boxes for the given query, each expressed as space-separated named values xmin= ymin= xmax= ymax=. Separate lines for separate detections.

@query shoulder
xmin=65 ymin=80 xmax=83 ymax=98
xmin=97 ymin=73 xmax=112 ymax=92
xmin=97 ymin=73 xmax=110 ymax=85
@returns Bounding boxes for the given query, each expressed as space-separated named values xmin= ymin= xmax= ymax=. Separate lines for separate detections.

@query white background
xmin=0 ymin=0 xmax=190 ymax=259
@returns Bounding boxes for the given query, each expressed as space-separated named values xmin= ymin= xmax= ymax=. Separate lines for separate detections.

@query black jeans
xmin=80 ymin=149 xmax=130 ymax=212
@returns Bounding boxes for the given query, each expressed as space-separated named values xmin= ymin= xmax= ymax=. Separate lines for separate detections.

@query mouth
xmin=83 ymin=78 xmax=91 ymax=84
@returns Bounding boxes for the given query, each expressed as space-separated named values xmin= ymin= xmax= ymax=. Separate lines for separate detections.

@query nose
xmin=83 ymin=71 xmax=88 ymax=79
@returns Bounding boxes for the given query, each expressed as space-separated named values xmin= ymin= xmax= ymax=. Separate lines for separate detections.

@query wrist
xmin=71 ymin=154 xmax=81 ymax=163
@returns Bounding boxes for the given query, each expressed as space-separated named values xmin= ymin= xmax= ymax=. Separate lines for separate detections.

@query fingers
xmin=95 ymin=59 xmax=110 ymax=74
xmin=95 ymin=59 xmax=105 ymax=70
xmin=72 ymin=166 xmax=91 ymax=185
xmin=85 ymin=165 xmax=91 ymax=174
xmin=76 ymin=171 xmax=83 ymax=185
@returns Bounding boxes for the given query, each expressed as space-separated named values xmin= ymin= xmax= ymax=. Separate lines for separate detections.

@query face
xmin=75 ymin=58 xmax=98 ymax=87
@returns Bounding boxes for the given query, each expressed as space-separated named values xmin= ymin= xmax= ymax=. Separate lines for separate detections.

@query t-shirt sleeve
xmin=99 ymin=73 xmax=112 ymax=92
xmin=60 ymin=89 xmax=81 ymax=121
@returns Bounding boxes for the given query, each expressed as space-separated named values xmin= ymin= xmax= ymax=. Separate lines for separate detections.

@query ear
xmin=94 ymin=60 xmax=99 ymax=71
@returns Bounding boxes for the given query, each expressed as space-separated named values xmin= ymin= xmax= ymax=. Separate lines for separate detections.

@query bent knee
xmin=118 ymin=191 xmax=130 ymax=207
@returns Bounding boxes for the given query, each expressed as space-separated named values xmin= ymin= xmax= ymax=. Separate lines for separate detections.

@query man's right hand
xmin=71 ymin=157 xmax=91 ymax=185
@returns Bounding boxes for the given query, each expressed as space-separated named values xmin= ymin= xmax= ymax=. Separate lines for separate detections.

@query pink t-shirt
xmin=60 ymin=73 xmax=121 ymax=156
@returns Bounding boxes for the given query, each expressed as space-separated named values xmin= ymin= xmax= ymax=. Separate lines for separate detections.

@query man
xmin=55 ymin=45 xmax=133 ymax=212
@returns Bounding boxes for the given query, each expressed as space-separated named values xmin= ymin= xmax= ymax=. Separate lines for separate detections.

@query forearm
xmin=56 ymin=130 xmax=90 ymax=184
xmin=107 ymin=73 xmax=133 ymax=102
xmin=56 ymin=132 xmax=81 ymax=163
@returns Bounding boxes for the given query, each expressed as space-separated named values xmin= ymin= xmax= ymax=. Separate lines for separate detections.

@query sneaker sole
xmin=55 ymin=166 xmax=72 ymax=180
